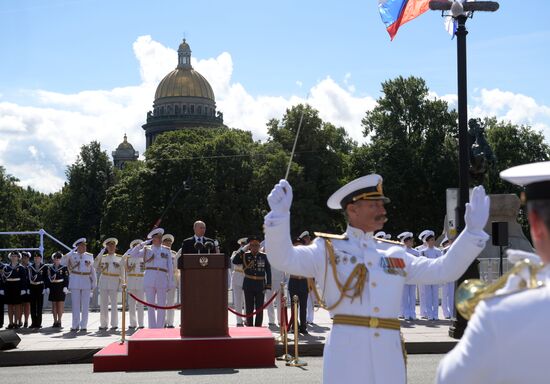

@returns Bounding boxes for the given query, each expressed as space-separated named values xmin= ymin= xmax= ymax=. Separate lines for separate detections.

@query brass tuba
xmin=455 ymin=258 xmax=544 ymax=320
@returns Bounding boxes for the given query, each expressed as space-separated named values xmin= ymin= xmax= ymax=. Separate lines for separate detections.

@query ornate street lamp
xmin=428 ymin=0 xmax=499 ymax=339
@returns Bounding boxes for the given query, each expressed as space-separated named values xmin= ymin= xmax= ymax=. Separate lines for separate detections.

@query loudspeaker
xmin=492 ymin=222 xmax=509 ymax=246
xmin=0 ymin=330 xmax=21 ymax=350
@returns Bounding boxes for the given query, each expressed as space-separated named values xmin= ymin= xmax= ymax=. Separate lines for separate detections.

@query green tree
xmin=266 ymin=104 xmax=356 ymax=235
xmin=484 ymin=117 xmax=550 ymax=194
xmin=353 ymin=76 xmax=459 ymax=238
xmin=101 ymin=127 xmax=264 ymax=253
xmin=46 ymin=141 xmax=115 ymax=252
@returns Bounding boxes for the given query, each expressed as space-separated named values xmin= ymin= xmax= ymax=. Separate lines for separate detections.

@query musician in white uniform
xmin=419 ymin=230 xmax=442 ymax=320
xmin=439 ymin=236 xmax=455 ymax=319
xmin=129 ymin=228 xmax=175 ymax=329
xmin=437 ymin=161 xmax=550 ymax=384
xmin=63 ymin=238 xmax=97 ymax=332
xmin=124 ymin=239 xmax=145 ymax=329
xmin=94 ymin=237 xmax=123 ymax=330
xmin=398 ymin=232 xmax=419 ymax=320
xmin=265 ymin=175 xmax=490 ymax=383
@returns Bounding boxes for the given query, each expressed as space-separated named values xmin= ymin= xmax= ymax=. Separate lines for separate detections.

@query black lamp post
xmin=428 ymin=0 xmax=499 ymax=339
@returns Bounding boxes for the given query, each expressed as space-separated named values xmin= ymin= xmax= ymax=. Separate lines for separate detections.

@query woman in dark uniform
xmin=46 ymin=251 xmax=69 ymax=328
xmin=19 ymin=252 xmax=32 ymax=328
xmin=29 ymin=253 xmax=48 ymax=329
xmin=2 ymin=252 xmax=28 ymax=329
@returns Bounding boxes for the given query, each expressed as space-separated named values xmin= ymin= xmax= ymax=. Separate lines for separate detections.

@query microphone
xmin=204 ymin=241 xmax=214 ymax=254
xmin=194 ymin=242 xmax=205 ymax=254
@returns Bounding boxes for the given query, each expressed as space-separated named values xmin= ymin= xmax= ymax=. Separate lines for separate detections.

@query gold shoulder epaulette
xmin=314 ymin=232 xmax=348 ymax=240
xmin=375 ymin=238 xmax=404 ymax=246
xmin=484 ymin=283 xmax=547 ymax=303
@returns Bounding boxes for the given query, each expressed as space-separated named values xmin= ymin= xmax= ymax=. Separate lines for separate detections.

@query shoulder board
xmin=84 ymin=252 xmax=93 ymax=256
xmin=115 ymin=253 xmax=123 ymax=257
xmin=161 ymin=245 xmax=170 ymax=250
xmin=314 ymin=232 xmax=348 ymax=240
xmin=375 ymin=238 xmax=404 ymax=246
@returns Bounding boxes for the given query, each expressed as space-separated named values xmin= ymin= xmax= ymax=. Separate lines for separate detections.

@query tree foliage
xmin=353 ymin=76 xmax=459 ymax=237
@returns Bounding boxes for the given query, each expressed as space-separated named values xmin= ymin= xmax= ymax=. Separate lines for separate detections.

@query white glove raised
xmin=21 ymin=289 xmax=26 ymax=295
xmin=267 ymin=179 xmax=293 ymax=215
xmin=63 ymin=287 xmax=69 ymax=294
xmin=465 ymin=185 xmax=490 ymax=234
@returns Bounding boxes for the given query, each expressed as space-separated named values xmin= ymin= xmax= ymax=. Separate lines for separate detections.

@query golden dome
xmin=154 ymin=68 xmax=215 ymax=100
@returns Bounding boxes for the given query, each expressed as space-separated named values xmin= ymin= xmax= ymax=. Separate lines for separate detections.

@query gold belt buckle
xmin=369 ymin=317 xmax=379 ymax=328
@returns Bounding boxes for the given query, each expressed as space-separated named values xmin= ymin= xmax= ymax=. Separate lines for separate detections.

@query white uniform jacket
xmin=264 ymin=212 xmax=488 ymax=384
xmin=63 ymin=251 xmax=97 ymax=290
xmin=94 ymin=253 xmax=123 ymax=290
xmin=125 ymin=254 xmax=145 ymax=291
xmin=437 ymin=264 xmax=550 ymax=384
xmin=130 ymin=244 xmax=174 ymax=290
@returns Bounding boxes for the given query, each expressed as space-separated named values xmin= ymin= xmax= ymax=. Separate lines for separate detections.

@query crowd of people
xmin=0 ymin=220 xmax=459 ymax=332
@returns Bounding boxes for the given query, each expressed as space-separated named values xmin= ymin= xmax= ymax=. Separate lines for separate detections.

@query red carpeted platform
xmin=93 ymin=327 xmax=275 ymax=372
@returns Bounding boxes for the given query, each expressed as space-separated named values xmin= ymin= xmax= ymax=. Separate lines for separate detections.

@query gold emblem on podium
xmin=199 ymin=256 xmax=209 ymax=267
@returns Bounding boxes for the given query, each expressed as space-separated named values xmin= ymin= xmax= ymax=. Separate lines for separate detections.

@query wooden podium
xmin=178 ymin=252 xmax=229 ymax=337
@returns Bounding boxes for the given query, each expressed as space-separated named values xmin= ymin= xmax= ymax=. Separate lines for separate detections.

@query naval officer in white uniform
xmin=437 ymin=161 xmax=550 ymax=384
xmin=63 ymin=238 xmax=97 ymax=332
xmin=124 ymin=239 xmax=145 ymax=329
xmin=94 ymin=237 xmax=124 ymax=330
xmin=265 ymin=175 xmax=490 ymax=384
xmin=129 ymin=228 xmax=175 ymax=328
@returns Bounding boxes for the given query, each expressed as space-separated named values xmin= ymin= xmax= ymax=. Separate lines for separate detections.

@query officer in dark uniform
xmin=20 ymin=251 xmax=32 ymax=327
xmin=0 ymin=257 xmax=6 ymax=329
xmin=2 ymin=252 xmax=29 ymax=329
xmin=0 ymin=257 xmax=5 ymax=329
xmin=288 ymin=237 xmax=310 ymax=334
xmin=29 ymin=253 xmax=48 ymax=328
xmin=232 ymin=235 xmax=271 ymax=327
xmin=46 ymin=251 xmax=70 ymax=328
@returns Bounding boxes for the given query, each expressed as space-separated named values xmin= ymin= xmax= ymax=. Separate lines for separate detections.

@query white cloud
xmin=0 ymin=35 xmax=548 ymax=193
xmin=431 ymin=89 xmax=550 ymax=140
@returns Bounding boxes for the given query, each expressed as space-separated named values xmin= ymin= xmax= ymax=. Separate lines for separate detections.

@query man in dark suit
xmin=180 ymin=220 xmax=217 ymax=254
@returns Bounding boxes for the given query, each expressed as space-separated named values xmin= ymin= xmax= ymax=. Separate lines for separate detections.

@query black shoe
xmin=236 ymin=323 xmax=244 ymax=327
xmin=167 ymin=325 xmax=175 ymax=328
xmin=138 ymin=326 xmax=144 ymax=329
xmin=99 ymin=327 xmax=108 ymax=331
xmin=110 ymin=327 xmax=118 ymax=331
xmin=299 ymin=328 xmax=309 ymax=335
xmin=24 ymin=322 xmax=28 ymax=328
xmin=80 ymin=328 xmax=87 ymax=332
xmin=128 ymin=325 xmax=136 ymax=329
xmin=7 ymin=324 xmax=14 ymax=329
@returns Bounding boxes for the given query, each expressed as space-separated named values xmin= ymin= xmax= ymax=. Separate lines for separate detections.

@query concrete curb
xmin=0 ymin=340 xmax=457 ymax=367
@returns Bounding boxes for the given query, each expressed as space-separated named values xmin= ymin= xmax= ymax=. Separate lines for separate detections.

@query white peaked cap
xmin=147 ymin=228 xmax=164 ymax=239
xmin=72 ymin=237 xmax=87 ymax=248
xmin=327 ymin=174 xmax=390 ymax=210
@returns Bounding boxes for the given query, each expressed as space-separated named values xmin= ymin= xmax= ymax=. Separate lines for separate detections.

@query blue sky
xmin=1 ymin=0 xmax=549 ymax=192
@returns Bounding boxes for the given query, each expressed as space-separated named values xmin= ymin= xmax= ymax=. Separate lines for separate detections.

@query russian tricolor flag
xmin=379 ymin=0 xmax=431 ymax=40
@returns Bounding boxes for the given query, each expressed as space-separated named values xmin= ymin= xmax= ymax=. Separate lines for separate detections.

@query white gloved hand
xmin=63 ymin=287 xmax=69 ymax=294
xmin=90 ymin=291 xmax=94 ymax=298
xmin=27 ymin=289 xmax=30 ymax=295
xmin=465 ymin=185 xmax=490 ymax=234
xmin=44 ymin=288 xmax=50 ymax=295
xmin=140 ymin=240 xmax=151 ymax=247
xmin=0 ymin=290 xmax=4 ymax=295
xmin=21 ymin=289 xmax=26 ymax=295
xmin=267 ymin=179 xmax=293 ymax=215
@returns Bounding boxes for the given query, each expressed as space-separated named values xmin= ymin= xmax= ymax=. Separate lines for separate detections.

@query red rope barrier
xmin=128 ymin=292 xmax=182 ymax=310
xmin=228 ymin=290 xmax=279 ymax=318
